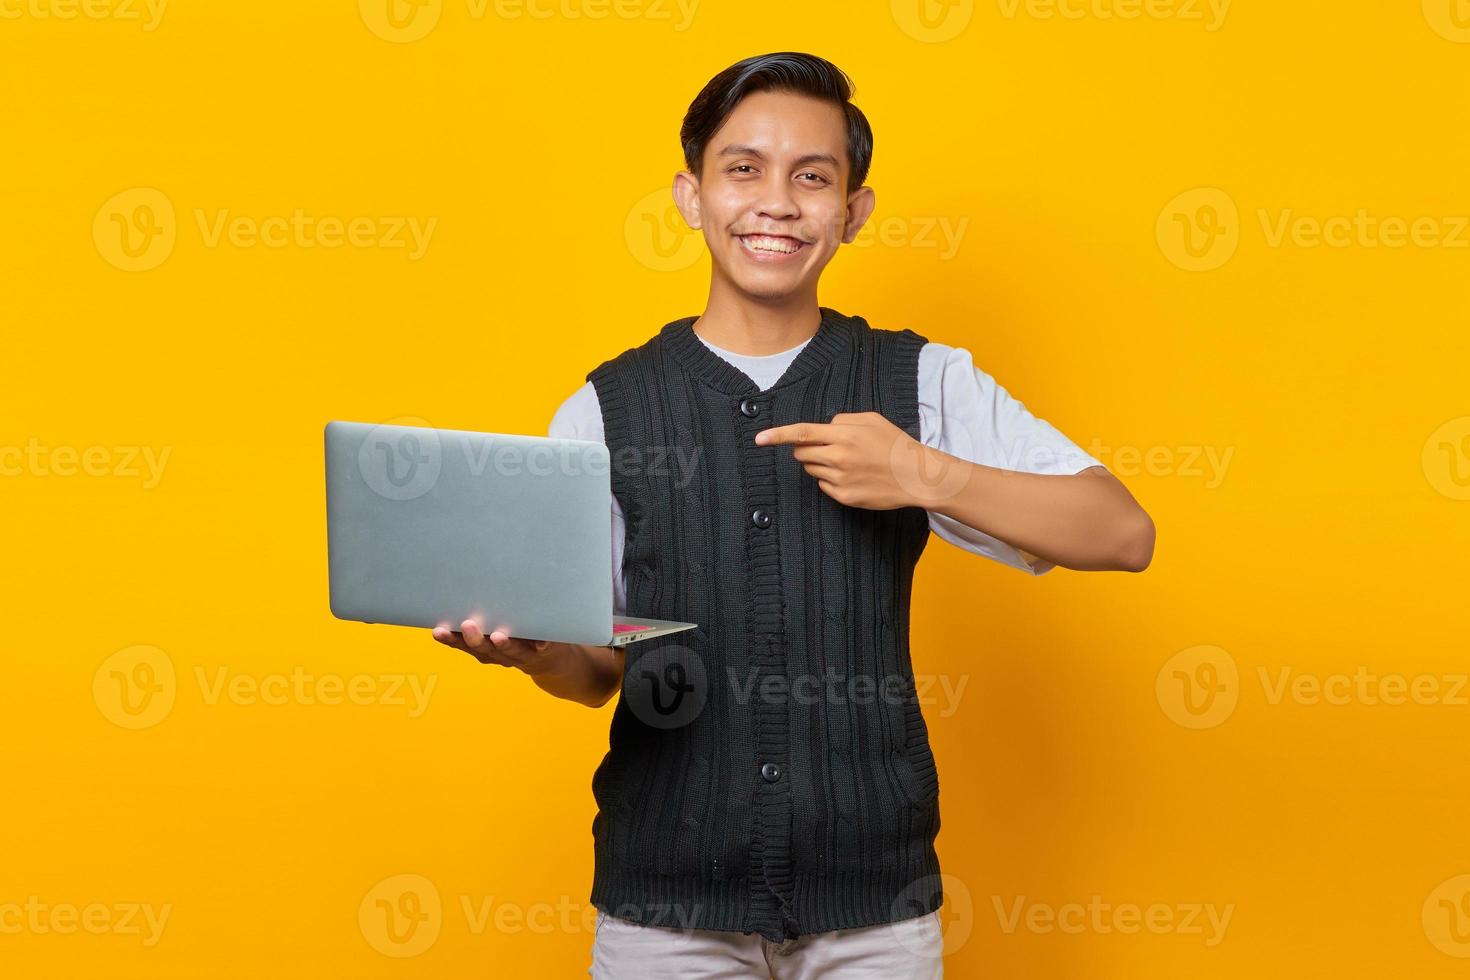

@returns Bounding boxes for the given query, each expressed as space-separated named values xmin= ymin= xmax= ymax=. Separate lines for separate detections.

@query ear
xmin=672 ymin=170 xmax=702 ymax=230
xmin=841 ymin=185 xmax=876 ymax=244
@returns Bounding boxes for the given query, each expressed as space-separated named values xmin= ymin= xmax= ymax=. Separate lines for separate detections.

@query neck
xmin=692 ymin=279 xmax=822 ymax=356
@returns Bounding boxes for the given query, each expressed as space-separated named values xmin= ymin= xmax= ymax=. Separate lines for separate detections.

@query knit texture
xmin=585 ymin=306 xmax=941 ymax=942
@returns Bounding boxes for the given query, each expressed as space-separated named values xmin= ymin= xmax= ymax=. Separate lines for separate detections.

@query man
xmin=432 ymin=51 xmax=1154 ymax=978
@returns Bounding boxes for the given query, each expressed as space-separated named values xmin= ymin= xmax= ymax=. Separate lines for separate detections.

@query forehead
xmin=707 ymin=89 xmax=848 ymax=165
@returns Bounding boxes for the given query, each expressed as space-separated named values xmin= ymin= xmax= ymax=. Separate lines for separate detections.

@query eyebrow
xmin=715 ymin=143 xmax=841 ymax=170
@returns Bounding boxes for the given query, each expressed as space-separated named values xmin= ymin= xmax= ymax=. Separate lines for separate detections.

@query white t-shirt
xmin=550 ymin=331 xmax=1105 ymax=615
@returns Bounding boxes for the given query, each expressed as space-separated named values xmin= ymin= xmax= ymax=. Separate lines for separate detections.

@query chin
xmin=732 ymin=277 xmax=808 ymax=303
xmin=719 ymin=260 xmax=819 ymax=300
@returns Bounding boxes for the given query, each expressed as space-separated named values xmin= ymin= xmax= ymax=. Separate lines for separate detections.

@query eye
xmin=797 ymin=172 xmax=830 ymax=185
xmin=730 ymin=164 xmax=756 ymax=175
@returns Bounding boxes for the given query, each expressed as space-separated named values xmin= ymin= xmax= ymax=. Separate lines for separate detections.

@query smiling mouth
xmin=737 ymin=234 xmax=808 ymax=256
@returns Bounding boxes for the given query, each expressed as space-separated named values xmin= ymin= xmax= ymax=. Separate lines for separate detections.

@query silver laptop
xmin=324 ymin=420 xmax=698 ymax=647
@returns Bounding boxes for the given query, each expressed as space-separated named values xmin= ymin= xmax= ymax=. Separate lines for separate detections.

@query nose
xmin=752 ymin=175 xmax=799 ymax=222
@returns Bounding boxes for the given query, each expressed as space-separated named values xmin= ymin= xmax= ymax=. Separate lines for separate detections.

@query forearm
xmin=520 ymin=642 xmax=624 ymax=707
xmin=918 ymin=445 xmax=1155 ymax=572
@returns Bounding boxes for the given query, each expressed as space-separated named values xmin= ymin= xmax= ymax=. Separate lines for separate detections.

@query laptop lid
xmin=325 ymin=420 xmax=619 ymax=645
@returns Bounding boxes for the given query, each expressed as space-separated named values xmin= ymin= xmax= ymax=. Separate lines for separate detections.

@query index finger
xmin=755 ymin=422 xmax=838 ymax=447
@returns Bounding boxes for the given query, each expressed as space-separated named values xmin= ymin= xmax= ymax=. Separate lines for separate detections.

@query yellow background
xmin=3 ymin=0 xmax=1469 ymax=976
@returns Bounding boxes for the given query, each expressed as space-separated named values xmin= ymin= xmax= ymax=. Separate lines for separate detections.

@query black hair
xmin=680 ymin=52 xmax=873 ymax=196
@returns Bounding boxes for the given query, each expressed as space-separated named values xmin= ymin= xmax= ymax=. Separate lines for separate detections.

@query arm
xmin=438 ymin=382 xmax=626 ymax=707
xmin=909 ymin=341 xmax=1153 ymax=574
xmin=524 ymin=642 xmax=626 ymax=707
xmin=918 ymin=453 xmax=1155 ymax=572
xmin=755 ymin=413 xmax=1155 ymax=574
xmin=432 ymin=622 xmax=626 ymax=708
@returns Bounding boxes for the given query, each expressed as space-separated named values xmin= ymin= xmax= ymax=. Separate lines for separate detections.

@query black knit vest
xmin=585 ymin=306 xmax=941 ymax=942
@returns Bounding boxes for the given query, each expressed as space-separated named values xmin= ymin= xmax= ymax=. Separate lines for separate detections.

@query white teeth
xmin=741 ymin=235 xmax=801 ymax=254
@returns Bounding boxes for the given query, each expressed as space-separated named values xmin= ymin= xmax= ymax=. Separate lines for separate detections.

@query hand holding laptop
xmin=430 ymin=618 xmax=555 ymax=671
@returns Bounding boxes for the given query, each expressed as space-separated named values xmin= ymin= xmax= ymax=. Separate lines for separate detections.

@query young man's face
xmin=674 ymin=89 xmax=875 ymax=304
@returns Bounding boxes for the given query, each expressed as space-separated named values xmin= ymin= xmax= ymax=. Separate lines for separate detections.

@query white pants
xmin=588 ymin=909 xmax=944 ymax=979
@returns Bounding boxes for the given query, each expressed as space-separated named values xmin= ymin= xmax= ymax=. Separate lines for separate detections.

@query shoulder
xmin=585 ymin=323 xmax=676 ymax=385
xmin=917 ymin=338 xmax=979 ymax=382
xmin=836 ymin=309 xmax=929 ymax=350
xmin=914 ymin=340 xmax=992 ymax=445
xmin=839 ymin=314 xmax=930 ymax=436
xmin=834 ymin=312 xmax=930 ymax=391
xmin=548 ymin=380 xmax=604 ymax=442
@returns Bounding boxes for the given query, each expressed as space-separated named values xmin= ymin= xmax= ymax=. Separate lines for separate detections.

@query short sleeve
xmin=549 ymin=381 xmax=627 ymax=616
xmin=917 ymin=342 xmax=1106 ymax=576
xmin=549 ymin=380 xmax=604 ymax=442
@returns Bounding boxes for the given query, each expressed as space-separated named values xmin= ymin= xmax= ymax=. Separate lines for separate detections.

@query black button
xmin=739 ymin=398 xmax=760 ymax=418
xmin=761 ymin=762 xmax=781 ymax=782
xmin=751 ymin=509 xmax=772 ymax=529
